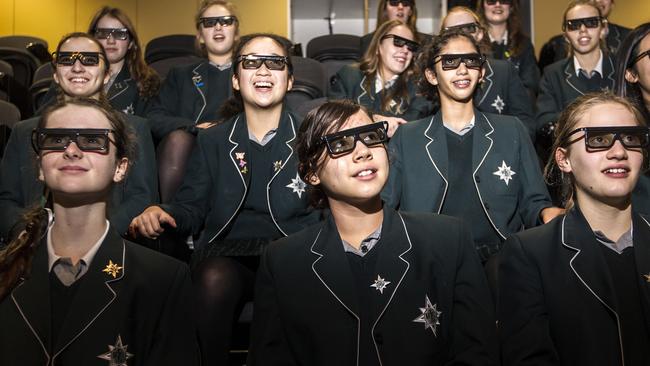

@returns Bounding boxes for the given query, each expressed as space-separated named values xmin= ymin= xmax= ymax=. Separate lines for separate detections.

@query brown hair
xmin=296 ymin=100 xmax=374 ymax=208
xmin=88 ymin=7 xmax=161 ymax=98
xmin=476 ymin=0 xmax=527 ymax=57
xmin=0 ymin=97 xmax=135 ymax=301
xmin=360 ymin=20 xmax=418 ymax=115
xmin=376 ymin=0 xmax=418 ymax=33
xmin=195 ymin=0 xmax=240 ymax=57
xmin=544 ymin=92 xmax=647 ymax=207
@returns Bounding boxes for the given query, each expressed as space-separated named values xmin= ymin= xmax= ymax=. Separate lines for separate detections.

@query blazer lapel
xmin=107 ymin=65 xmax=132 ymax=102
xmin=356 ymin=75 xmax=370 ymax=107
xmin=52 ymin=231 xmax=125 ymax=356
xmin=563 ymin=59 xmax=587 ymax=96
xmin=191 ymin=63 xmax=209 ymax=123
xmin=424 ymin=113 xmax=448 ymax=213
xmin=475 ymin=59 xmax=494 ymax=106
xmin=268 ymin=111 xmax=298 ymax=236
xmin=633 ymin=215 xmax=650 ymax=333
xmin=603 ymin=54 xmax=616 ymax=89
xmin=228 ymin=115 xmax=252 ymax=189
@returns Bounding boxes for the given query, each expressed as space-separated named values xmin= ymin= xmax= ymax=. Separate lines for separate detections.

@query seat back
xmin=145 ymin=34 xmax=199 ymax=64
xmin=32 ymin=62 xmax=54 ymax=85
xmin=0 ymin=35 xmax=48 ymax=50
xmin=149 ymin=55 xmax=204 ymax=80
xmin=306 ymin=34 xmax=361 ymax=62
xmin=0 ymin=99 xmax=21 ymax=128
xmin=0 ymin=60 xmax=13 ymax=78
xmin=290 ymin=56 xmax=326 ymax=98
xmin=0 ymin=47 xmax=40 ymax=88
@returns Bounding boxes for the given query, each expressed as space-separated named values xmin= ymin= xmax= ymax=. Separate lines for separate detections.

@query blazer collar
xmin=563 ymin=54 xmax=616 ymax=95
xmin=107 ymin=64 xmax=132 ymax=101
xmin=475 ymin=58 xmax=495 ymax=106
xmin=191 ymin=62 xmax=209 ymax=123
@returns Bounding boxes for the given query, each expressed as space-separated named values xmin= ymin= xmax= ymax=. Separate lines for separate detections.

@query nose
xmin=255 ymin=63 xmax=272 ymax=75
xmin=353 ymin=140 xmax=373 ymax=162
xmin=456 ymin=62 xmax=469 ymax=74
xmin=106 ymin=33 xmax=116 ymax=44
xmin=606 ymin=139 xmax=628 ymax=160
xmin=71 ymin=59 xmax=84 ymax=72
xmin=63 ymin=141 xmax=83 ymax=159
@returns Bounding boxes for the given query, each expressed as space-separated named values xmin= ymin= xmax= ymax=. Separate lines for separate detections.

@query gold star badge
xmin=102 ymin=260 xmax=123 ymax=278
xmin=273 ymin=160 xmax=283 ymax=172
xmin=644 ymin=273 xmax=650 ymax=283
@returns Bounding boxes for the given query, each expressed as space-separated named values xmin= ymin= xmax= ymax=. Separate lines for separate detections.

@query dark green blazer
xmin=0 ymin=229 xmax=199 ymax=365
xmin=490 ymin=36 xmax=540 ymax=94
xmin=0 ymin=115 xmax=158 ymax=240
xmin=382 ymin=109 xmax=551 ymax=240
xmin=250 ymin=206 xmax=498 ymax=366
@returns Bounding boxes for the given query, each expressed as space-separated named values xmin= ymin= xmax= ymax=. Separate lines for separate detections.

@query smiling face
xmin=197 ymin=4 xmax=238 ymax=59
xmin=53 ymin=37 xmax=109 ymax=98
xmin=556 ymin=102 xmax=644 ymax=207
xmin=564 ymin=4 xmax=604 ymax=56
xmin=483 ymin=0 xmax=511 ymax=25
xmin=385 ymin=1 xmax=413 ymax=23
xmin=378 ymin=24 xmax=415 ymax=80
xmin=626 ymin=33 xmax=650 ymax=103
xmin=232 ymin=36 xmax=293 ymax=111
xmin=95 ymin=15 xmax=131 ymax=64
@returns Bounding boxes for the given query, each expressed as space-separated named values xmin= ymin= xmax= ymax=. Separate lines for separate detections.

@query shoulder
xmin=264 ymin=223 xmax=323 ymax=261
xmin=198 ymin=114 xmax=240 ymax=140
xmin=395 ymin=115 xmax=433 ymax=136
xmin=399 ymin=210 xmax=463 ymax=233
xmin=336 ymin=64 xmax=363 ymax=78
xmin=166 ymin=61 xmax=208 ymax=78
xmin=12 ymin=117 xmax=39 ymax=135
xmin=477 ymin=111 xmax=524 ymax=130
xmin=508 ymin=215 xmax=563 ymax=252
xmin=543 ymin=58 xmax=569 ymax=76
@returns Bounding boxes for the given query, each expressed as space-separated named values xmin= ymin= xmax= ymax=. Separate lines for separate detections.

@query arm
xmin=498 ymin=235 xmax=561 ymax=366
xmin=401 ymin=87 xmax=433 ymax=121
xmin=504 ymin=62 xmax=536 ymax=141
xmin=146 ymin=67 xmax=197 ymax=141
xmin=516 ymin=42 xmax=541 ymax=95
xmin=327 ymin=66 xmax=354 ymax=100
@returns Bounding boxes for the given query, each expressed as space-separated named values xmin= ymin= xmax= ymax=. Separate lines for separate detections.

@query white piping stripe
xmin=11 ymin=281 xmax=51 ymax=365
xmin=423 ymin=116 xmax=448 ymax=214
xmin=192 ymin=64 xmax=207 ymax=124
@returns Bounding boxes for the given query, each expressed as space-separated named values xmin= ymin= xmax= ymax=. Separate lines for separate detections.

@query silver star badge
xmin=370 ymin=275 xmax=391 ymax=294
xmin=491 ymin=95 xmax=505 ymax=114
xmin=97 ymin=335 xmax=133 ymax=366
xmin=493 ymin=160 xmax=516 ymax=186
xmin=122 ymin=103 xmax=135 ymax=115
xmin=412 ymin=295 xmax=442 ymax=336
xmin=286 ymin=173 xmax=307 ymax=198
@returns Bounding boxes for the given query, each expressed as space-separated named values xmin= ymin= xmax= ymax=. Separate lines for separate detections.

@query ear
xmin=307 ymin=172 xmax=320 ymax=186
xmin=113 ymin=157 xmax=129 ymax=183
xmin=53 ymin=72 xmax=60 ymax=85
xmin=196 ymin=32 xmax=204 ymax=46
xmin=625 ymin=68 xmax=639 ymax=84
xmin=286 ymin=75 xmax=294 ymax=92
xmin=425 ymin=68 xmax=438 ymax=86
xmin=232 ymin=73 xmax=240 ymax=91
xmin=478 ymin=66 xmax=486 ymax=83
xmin=555 ymin=147 xmax=573 ymax=173
xmin=102 ymin=67 xmax=110 ymax=85
xmin=599 ymin=20 xmax=608 ymax=40
xmin=38 ymin=166 xmax=45 ymax=182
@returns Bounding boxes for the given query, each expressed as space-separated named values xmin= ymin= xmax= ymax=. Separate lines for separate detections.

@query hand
xmin=196 ymin=122 xmax=216 ymax=129
xmin=375 ymin=114 xmax=407 ymax=138
xmin=129 ymin=206 xmax=177 ymax=239
xmin=540 ymin=206 xmax=565 ymax=224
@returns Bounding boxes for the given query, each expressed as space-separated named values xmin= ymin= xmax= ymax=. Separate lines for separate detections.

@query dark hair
xmin=417 ymin=29 xmax=482 ymax=108
xmin=53 ymin=32 xmax=109 ymax=101
xmin=544 ymin=92 xmax=647 ymax=208
xmin=0 ymin=97 xmax=135 ymax=301
xmin=614 ymin=22 xmax=650 ymax=121
xmin=88 ymin=7 xmax=161 ymax=98
xmin=376 ymin=0 xmax=418 ymax=32
xmin=296 ymin=100 xmax=373 ymax=208
xmin=476 ymin=0 xmax=527 ymax=57
xmin=218 ymin=33 xmax=294 ymax=121
xmin=194 ymin=0 xmax=240 ymax=57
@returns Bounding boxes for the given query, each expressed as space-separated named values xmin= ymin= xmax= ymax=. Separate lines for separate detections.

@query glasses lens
xmin=583 ymin=17 xmax=600 ymax=28
xmin=201 ymin=18 xmax=217 ymax=27
xmin=463 ymin=55 xmax=483 ymax=69
xmin=264 ymin=58 xmax=286 ymax=70
xmin=392 ymin=37 xmax=407 ymax=48
xmin=77 ymin=134 xmax=109 ymax=150
xmin=586 ymin=131 xmax=615 ymax=148
xmin=359 ymin=129 xmax=387 ymax=146
xmin=56 ymin=53 xmax=75 ymax=65
xmin=242 ymin=58 xmax=263 ymax=69
xmin=389 ymin=0 xmax=412 ymax=6
xmin=440 ymin=55 xmax=462 ymax=70
xmin=218 ymin=16 xmax=236 ymax=26
xmin=329 ymin=136 xmax=355 ymax=154
xmin=462 ymin=24 xmax=478 ymax=34
xmin=40 ymin=134 xmax=70 ymax=150
xmin=94 ymin=29 xmax=111 ymax=39
xmin=566 ymin=17 xmax=600 ymax=31
xmin=95 ymin=28 xmax=129 ymax=40
xmin=79 ymin=53 xmax=100 ymax=66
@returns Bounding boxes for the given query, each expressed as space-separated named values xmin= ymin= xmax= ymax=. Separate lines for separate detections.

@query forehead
xmin=639 ymin=33 xmax=650 ymax=51
xmin=574 ymin=103 xmax=639 ymax=129
xmin=241 ymin=37 xmax=284 ymax=55
xmin=385 ymin=25 xmax=414 ymax=39
xmin=566 ymin=4 xmax=599 ymax=19
xmin=202 ymin=4 xmax=231 ymax=17
xmin=338 ymin=110 xmax=374 ymax=131
xmin=440 ymin=36 xmax=477 ymax=54
xmin=59 ymin=37 xmax=102 ymax=52
xmin=443 ymin=10 xmax=476 ymax=28
xmin=46 ymin=105 xmax=112 ymax=129
xmin=97 ymin=15 xmax=125 ymax=28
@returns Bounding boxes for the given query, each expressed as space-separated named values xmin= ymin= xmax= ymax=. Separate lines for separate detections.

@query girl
xmin=0 ymin=97 xmax=198 ymax=365
xmin=250 ymin=99 xmax=497 ymax=366
xmin=130 ymin=33 xmax=321 ymax=365
xmin=499 ymin=92 xmax=650 ymax=365
xmin=329 ymin=20 xmax=431 ymax=137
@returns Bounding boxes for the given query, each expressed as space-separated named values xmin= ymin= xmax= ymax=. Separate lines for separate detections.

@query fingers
xmin=128 ymin=206 xmax=176 ymax=239
xmin=196 ymin=122 xmax=216 ymax=129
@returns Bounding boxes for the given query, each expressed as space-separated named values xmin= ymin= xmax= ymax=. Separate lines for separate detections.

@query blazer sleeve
xmin=535 ymin=71 xmax=562 ymax=134
xmin=146 ymin=67 xmax=196 ymax=141
xmin=498 ymin=234 xmax=561 ymax=366
xmin=248 ymin=245 xmax=299 ymax=366
xmin=381 ymin=126 xmax=404 ymax=209
xmin=504 ymin=62 xmax=536 ymax=141
xmin=0 ymin=125 xmax=30 ymax=241
xmin=327 ymin=66 xmax=355 ymax=100
xmin=447 ymin=220 xmax=499 ymax=365
xmin=401 ymin=87 xmax=432 ymax=121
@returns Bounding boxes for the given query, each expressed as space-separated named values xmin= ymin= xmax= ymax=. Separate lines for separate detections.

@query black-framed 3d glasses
xmin=564 ymin=16 xmax=602 ymax=31
xmin=564 ymin=126 xmax=650 ymax=150
xmin=321 ymin=122 xmax=388 ymax=157
xmin=381 ymin=34 xmax=420 ymax=52
xmin=434 ymin=53 xmax=484 ymax=70
xmin=53 ymin=51 xmax=103 ymax=66
xmin=388 ymin=0 xmax=413 ymax=7
xmin=236 ymin=54 xmax=289 ymax=70
xmin=485 ymin=0 xmax=512 ymax=5
xmin=631 ymin=49 xmax=650 ymax=67
xmin=31 ymin=128 xmax=115 ymax=153
xmin=443 ymin=22 xmax=480 ymax=35
xmin=94 ymin=28 xmax=129 ymax=40
xmin=198 ymin=15 xmax=238 ymax=28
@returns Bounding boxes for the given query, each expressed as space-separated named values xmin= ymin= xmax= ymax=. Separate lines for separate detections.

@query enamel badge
xmin=370 ymin=275 xmax=391 ymax=294
xmin=493 ymin=160 xmax=516 ymax=186
xmin=192 ymin=74 xmax=204 ymax=87
xmin=644 ymin=273 xmax=650 ymax=283
xmin=491 ymin=95 xmax=505 ymax=114
xmin=235 ymin=152 xmax=248 ymax=174
xmin=102 ymin=260 xmax=123 ymax=278
xmin=122 ymin=103 xmax=135 ymax=115
xmin=413 ymin=295 xmax=442 ymax=337
xmin=273 ymin=160 xmax=283 ymax=172
xmin=97 ymin=335 xmax=133 ymax=365
xmin=286 ymin=173 xmax=307 ymax=198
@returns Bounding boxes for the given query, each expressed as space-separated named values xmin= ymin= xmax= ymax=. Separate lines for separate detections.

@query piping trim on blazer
xmin=370 ymin=212 xmax=413 ymax=365
xmin=11 ymin=282 xmax=50 ymax=365
xmin=192 ymin=63 xmax=208 ymax=124
xmin=265 ymin=114 xmax=297 ymax=237
xmin=423 ymin=116 xmax=449 ymax=214
xmin=310 ymin=229 xmax=361 ymax=366
xmin=357 ymin=75 xmax=369 ymax=105
xmin=563 ymin=55 xmax=615 ymax=96
xmin=209 ymin=116 xmax=247 ymax=243
xmin=560 ymin=216 xmax=625 ymax=366
xmin=51 ymin=241 xmax=126 ymax=363
xmin=476 ymin=59 xmax=495 ymax=106
xmin=109 ymin=78 xmax=132 ymax=101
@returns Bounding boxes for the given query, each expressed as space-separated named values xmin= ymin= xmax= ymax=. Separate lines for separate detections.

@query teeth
xmin=70 ymin=78 xmax=88 ymax=83
xmin=454 ymin=80 xmax=470 ymax=86
xmin=357 ymin=169 xmax=373 ymax=177
xmin=254 ymin=81 xmax=272 ymax=87
xmin=605 ymin=168 xmax=627 ymax=174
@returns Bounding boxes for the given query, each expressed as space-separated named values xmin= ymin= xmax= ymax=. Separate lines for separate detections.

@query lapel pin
xmin=643 ymin=273 xmax=650 ymax=283
xmin=98 ymin=334 xmax=133 ymax=365
xmin=370 ymin=275 xmax=391 ymax=294
xmin=102 ymin=260 xmax=123 ymax=278
xmin=491 ymin=95 xmax=505 ymax=114
xmin=413 ymin=295 xmax=442 ymax=337
xmin=286 ymin=173 xmax=307 ymax=198
xmin=273 ymin=160 xmax=283 ymax=172
xmin=493 ymin=160 xmax=516 ymax=186
xmin=235 ymin=152 xmax=248 ymax=174
xmin=192 ymin=75 xmax=204 ymax=87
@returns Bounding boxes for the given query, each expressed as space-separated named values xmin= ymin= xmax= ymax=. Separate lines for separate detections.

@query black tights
xmin=157 ymin=129 xmax=195 ymax=203
xmin=192 ymin=256 xmax=257 ymax=366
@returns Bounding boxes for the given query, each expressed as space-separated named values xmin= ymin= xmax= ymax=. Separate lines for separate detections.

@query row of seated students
xmin=1 ymin=0 xmax=650 ymax=365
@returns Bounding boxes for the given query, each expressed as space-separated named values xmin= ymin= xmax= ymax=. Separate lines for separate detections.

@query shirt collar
xmin=374 ymin=74 xmax=399 ymax=93
xmin=47 ymin=220 xmax=110 ymax=272
xmin=489 ymin=29 xmax=508 ymax=45
xmin=342 ymin=224 xmax=382 ymax=257
xmin=209 ymin=61 xmax=232 ymax=71
xmin=594 ymin=222 xmax=634 ymax=254
xmin=443 ymin=115 xmax=476 ymax=136
xmin=573 ymin=50 xmax=603 ymax=77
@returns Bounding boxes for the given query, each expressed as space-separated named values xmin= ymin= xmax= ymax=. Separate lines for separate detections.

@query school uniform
xmin=146 ymin=61 xmax=233 ymax=141
xmin=328 ymin=64 xmax=432 ymax=121
xmin=0 ymin=226 xmax=199 ymax=365
xmin=382 ymin=109 xmax=552 ymax=259
xmin=498 ymin=206 xmax=650 ymax=366
xmin=489 ymin=33 xmax=540 ymax=94
xmin=536 ymin=52 xmax=616 ymax=135
xmin=0 ymin=115 xmax=158 ymax=241
xmin=159 ymin=110 xmax=320 ymax=252
xmin=359 ymin=31 xmax=433 ymax=57
xmin=249 ymin=205 xmax=498 ymax=366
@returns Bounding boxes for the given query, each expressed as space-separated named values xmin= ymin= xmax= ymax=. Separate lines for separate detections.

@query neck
xmin=489 ymin=23 xmax=507 ymax=41
xmin=574 ymin=48 xmax=601 ymax=73
xmin=208 ymin=52 xmax=232 ymax=66
xmin=109 ymin=59 xmax=125 ymax=78
xmin=576 ymin=192 xmax=633 ymax=241
xmin=328 ymin=197 xmax=383 ymax=249
xmin=245 ymin=104 xmax=283 ymax=141
xmin=50 ymin=201 xmax=108 ymax=264
xmin=440 ymin=96 xmax=475 ymax=131
xmin=378 ymin=66 xmax=395 ymax=84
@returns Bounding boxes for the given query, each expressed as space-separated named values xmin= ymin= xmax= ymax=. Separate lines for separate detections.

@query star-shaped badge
xmin=286 ymin=173 xmax=307 ymax=198
xmin=493 ymin=160 xmax=516 ymax=186
xmin=122 ymin=103 xmax=134 ymax=115
xmin=491 ymin=95 xmax=505 ymax=114
xmin=370 ymin=275 xmax=391 ymax=294
xmin=644 ymin=273 xmax=650 ymax=283
xmin=413 ymin=295 xmax=442 ymax=336
xmin=102 ymin=260 xmax=123 ymax=278
xmin=97 ymin=335 xmax=133 ymax=366
xmin=273 ymin=160 xmax=283 ymax=172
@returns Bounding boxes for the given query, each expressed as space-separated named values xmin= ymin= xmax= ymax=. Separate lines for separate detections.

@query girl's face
xmin=556 ymin=102 xmax=644 ymax=207
xmin=312 ymin=110 xmax=389 ymax=206
xmin=54 ymin=37 xmax=109 ymax=98
xmin=197 ymin=5 xmax=237 ymax=58
xmin=483 ymin=0 xmax=511 ymax=26
xmin=425 ymin=37 xmax=483 ymax=104
xmin=232 ymin=37 xmax=293 ymax=110
xmin=385 ymin=1 xmax=413 ymax=23
xmin=39 ymin=104 xmax=128 ymax=200
xmin=95 ymin=15 xmax=131 ymax=65
xmin=564 ymin=5 xmax=604 ymax=56
xmin=442 ymin=10 xmax=484 ymax=43
xmin=378 ymin=25 xmax=415 ymax=80
xmin=625 ymin=33 xmax=650 ymax=101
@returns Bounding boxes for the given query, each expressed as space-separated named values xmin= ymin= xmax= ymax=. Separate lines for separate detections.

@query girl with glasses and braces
xmin=249 ymin=99 xmax=497 ymax=366
xmin=329 ymin=20 xmax=431 ymax=137
xmin=499 ymin=92 xmax=650 ymax=365
xmin=0 ymin=33 xmax=158 ymax=245
xmin=0 ymin=97 xmax=198 ymax=365
xmin=130 ymin=33 xmax=321 ymax=365
xmin=383 ymin=29 xmax=561 ymax=270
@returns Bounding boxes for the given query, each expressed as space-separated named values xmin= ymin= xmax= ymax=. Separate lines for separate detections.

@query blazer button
xmin=374 ymin=332 xmax=384 ymax=345
xmin=475 ymin=175 xmax=481 ymax=183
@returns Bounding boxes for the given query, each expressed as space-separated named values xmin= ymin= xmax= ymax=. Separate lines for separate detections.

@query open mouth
xmin=578 ymin=36 xmax=592 ymax=45
xmin=453 ymin=79 xmax=471 ymax=88
xmin=354 ymin=168 xmax=377 ymax=178
xmin=213 ymin=34 xmax=225 ymax=41
xmin=254 ymin=81 xmax=274 ymax=89
xmin=69 ymin=77 xmax=89 ymax=84
xmin=602 ymin=167 xmax=630 ymax=177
